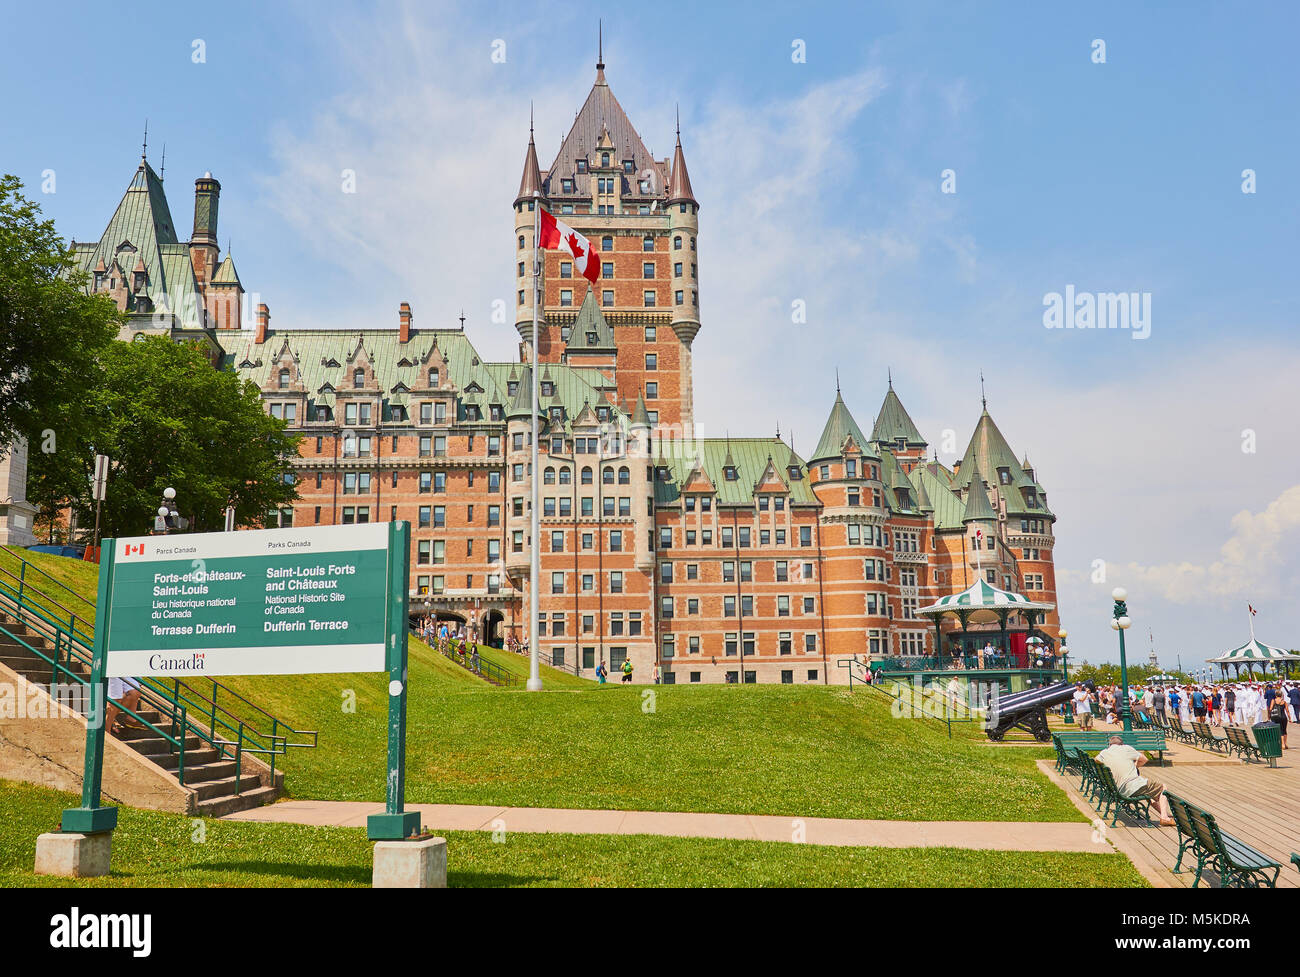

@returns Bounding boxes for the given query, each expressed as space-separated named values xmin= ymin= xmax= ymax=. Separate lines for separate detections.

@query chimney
xmin=190 ymin=173 xmax=221 ymax=286
xmin=255 ymin=303 xmax=270 ymax=344
xmin=399 ymin=302 xmax=412 ymax=343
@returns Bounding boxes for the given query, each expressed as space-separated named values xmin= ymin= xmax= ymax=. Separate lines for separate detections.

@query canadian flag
xmin=539 ymin=209 xmax=600 ymax=283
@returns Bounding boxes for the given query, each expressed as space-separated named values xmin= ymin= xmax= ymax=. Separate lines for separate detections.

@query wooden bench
xmin=1190 ymin=720 xmax=1227 ymax=753
xmin=1166 ymin=793 xmax=1281 ymax=888
xmin=1052 ymin=736 xmax=1085 ymax=776
xmin=1224 ymin=725 xmax=1282 ymax=766
xmin=1053 ymin=730 xmax=1167 ymax=764
xmin=1165 ymin=714 xmax=1197 ymax=745
xmin=1132 ymin=710 xmax=1152 ymax=730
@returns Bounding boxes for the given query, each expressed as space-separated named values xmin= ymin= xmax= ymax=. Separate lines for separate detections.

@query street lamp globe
xmin=1118 ymin=616 xmax=1131 ymax=630
xmin=1111 ymin=587 xmax=1127 ymax=601
xmin=163 ymin=487 xmax=177 ymax=501
xmin=157 ymin=506 xmax=170 ymax=517
xmin=1110 ymin=619 xmax=1121 ymax=631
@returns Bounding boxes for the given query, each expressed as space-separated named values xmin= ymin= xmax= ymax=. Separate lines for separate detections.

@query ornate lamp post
xmin=1058 ymin=629 xmax=1069 ymax=680
xmin=1109 ymin=587 xmax=1133 ymax=731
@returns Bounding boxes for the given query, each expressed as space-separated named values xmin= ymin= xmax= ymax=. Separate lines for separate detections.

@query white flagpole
xmin=1247 ymin=604 xmax=1255 ymax=642
xmin=527 ymin=191 xmax=543 ymax=691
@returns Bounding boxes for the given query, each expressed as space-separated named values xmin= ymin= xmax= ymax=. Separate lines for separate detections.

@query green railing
xmin=838 ymin=657 xmax=979 ymax=739
xmin=415 ymin=629 xmax=521 ymax=687
xmin=0 ymin=550 xmax=316 ymax=790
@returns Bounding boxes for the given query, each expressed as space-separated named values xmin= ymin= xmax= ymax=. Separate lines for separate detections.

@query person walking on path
xmin=595 ymin=661 xmax=607 ymax=684
xmin=1287 ymin=683 xmax=1300 ymax=723
xmin=1267 ymin=691 xmax=1288 ymax=749
xmin=652 ymin=664 xmax=660 ymax=684
xmin=621 ymin=658 xmax=634 ymax=684
xmin=1224 ymin=685 xmax=1237 ymax=726
xmin=1209 ymin=687 xmax=1221 ymax=726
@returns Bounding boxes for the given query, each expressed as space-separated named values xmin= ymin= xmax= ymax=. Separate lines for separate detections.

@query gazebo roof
xmin=916 ymin=578 xmax=1055 ymax=623
xmin=1206 ymin=637 xmax=1300 ymax=664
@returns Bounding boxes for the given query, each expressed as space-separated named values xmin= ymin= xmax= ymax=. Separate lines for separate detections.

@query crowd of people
xmin=416 ymin=616 xmax=481 ymax=674
xmin=1070 ymin=679 xmax=1296 ymax=749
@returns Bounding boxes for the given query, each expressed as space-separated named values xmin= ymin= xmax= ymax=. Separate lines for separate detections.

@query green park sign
xmin=63 ymin=521 xmax=420 ymax=841
xmin=105 ymin=522 xmax=392 ymax=677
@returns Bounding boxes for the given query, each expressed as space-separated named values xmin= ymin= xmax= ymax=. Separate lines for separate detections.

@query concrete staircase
xmin=0 ymin=611 xmax=279 ymax=816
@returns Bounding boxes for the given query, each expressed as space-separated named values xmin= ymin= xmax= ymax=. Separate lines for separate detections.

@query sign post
xmin=366 ymin=520 xmax=420 ymax=841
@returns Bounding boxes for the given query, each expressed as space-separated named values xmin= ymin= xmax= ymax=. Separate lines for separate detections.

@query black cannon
xmin=985 ymin=680 xmax=1076 ymax=742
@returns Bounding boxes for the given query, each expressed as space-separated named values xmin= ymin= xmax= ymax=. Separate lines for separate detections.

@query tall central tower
xmin=513 ymin=47 xmax=701 ymax=434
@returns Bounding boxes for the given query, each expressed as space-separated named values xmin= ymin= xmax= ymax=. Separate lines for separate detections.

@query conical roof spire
xmin=667 ymin=107 xmax=697 ymax=205
xmin=810 ymin=389 xmax=875 ymax=464
xmin=961 ymin=464 xmax=997 ymax=524
xmin=596 ymin=20 xmax=606 ymax=84
xmin=631 ymin=388 xmax=651 ymax=428
xmin=515 ymin=111 xmax=544 ymax=205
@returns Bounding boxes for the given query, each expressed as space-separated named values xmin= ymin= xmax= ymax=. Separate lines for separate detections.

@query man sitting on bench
xmin=1097 ymin=735 xmax=1175 ymax=826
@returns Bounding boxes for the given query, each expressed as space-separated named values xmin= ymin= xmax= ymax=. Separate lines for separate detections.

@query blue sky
xmin=4 ymin=0 xmax=1298 ymax=668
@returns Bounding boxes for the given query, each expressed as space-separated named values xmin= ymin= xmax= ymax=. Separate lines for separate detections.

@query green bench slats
xmin=1223 ymin=726 xmax=1282 ymax=766
xmin=1190 ymin=720 xmax=1227 ymax=753
xmin=1053 ymin=730 xmax=1166 ymax=764
xmin=1053 ymin=735 xmax=1156 ymax=827
xmin=1165 ymin=792 xmax=1281 ymax=888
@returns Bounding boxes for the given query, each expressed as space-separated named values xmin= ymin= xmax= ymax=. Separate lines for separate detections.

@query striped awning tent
xmin=916 ymin=579 xmax=1055 ymax=624
xmin=1206 ymin=637 xmax=1299 ymax=664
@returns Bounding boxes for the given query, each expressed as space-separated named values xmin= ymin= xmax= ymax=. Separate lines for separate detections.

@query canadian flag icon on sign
xmin=124 ymin=543 xmax=145 ymax=556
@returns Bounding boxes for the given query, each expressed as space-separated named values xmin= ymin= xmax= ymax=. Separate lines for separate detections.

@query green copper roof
xmin=871 ymin=383 xmax=926 ymax=447
xmin=810 ymin=391 xmax=876 ymax=463
xmin=955 ymin=408 xmax=1053 ymax=520
xmin=961 ymin=465 xmax=998 ymax=524
xmin=74 ymin=159 xmax=204 ymax=329
xmin=568 ymin=290 xmax=616 ymax=350
xmin=211 ymin=253 xmax=241 ymax=287
xmin=631 ymin=389 xmax=651 ymax=427
xmin=911 ymin=466 xmax=963 ymax=529
xmin=652 ymin=438 xmax=817 ymax=507
xmin=878 ymin=448 xmax=919 ymax=514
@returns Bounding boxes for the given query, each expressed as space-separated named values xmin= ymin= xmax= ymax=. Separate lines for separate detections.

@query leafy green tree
xmin=76 ymin=336 xmax=300 ymax=538
xmin=0 ymin=174 xmax=120 ymax=448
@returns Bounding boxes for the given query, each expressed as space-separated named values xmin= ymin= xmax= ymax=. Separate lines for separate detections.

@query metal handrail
xmin=413 ymin=629 xmax=521 ymax=687
xmin=0 ymin=576 xmax=313 ymax=781
xmin=0 ymin=562 xmax=94 ymax=647
xmin=0 ymin=566 xmax=317 ymax=757
xmin=0 ymin=545 xmax=97 ymax=616
xmin=0 ymin=621 xmax=188 ymax=779
xmin=838 ymin=657 xmax=979 ymax=739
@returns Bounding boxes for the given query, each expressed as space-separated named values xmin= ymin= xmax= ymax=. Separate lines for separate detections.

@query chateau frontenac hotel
xmin=74 ymin=56 xmax=1060 ymax=684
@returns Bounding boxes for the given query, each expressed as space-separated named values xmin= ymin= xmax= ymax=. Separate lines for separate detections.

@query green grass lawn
xmin=7 ymin=554 xmax=1077 ymax=824
xmin=0 ymin=546 xmax=99 ymax=632
xmin=0 ymin=781 xmax=1146 ymax=888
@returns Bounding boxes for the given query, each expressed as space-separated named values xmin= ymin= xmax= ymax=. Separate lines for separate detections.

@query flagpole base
xmin=526 ymin=678 xmax=543 ymax=691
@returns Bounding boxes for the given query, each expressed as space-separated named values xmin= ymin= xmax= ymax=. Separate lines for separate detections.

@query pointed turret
xmin=667 ymin=111 xmax=697 ymax=206
xmin=631 ymin=389 xmax=651 ymax=429
xmin=871 ymin=378 xmax=926 ymax=449
xmin=961 ymin=464 xmax=997 ymax=524
xmin=810 ymin=389 xmax=874 ymax=464
xmin=515 ymin=122 xmax=545 ymax=206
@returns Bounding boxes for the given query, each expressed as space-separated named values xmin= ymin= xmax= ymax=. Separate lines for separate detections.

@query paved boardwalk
xmin=1039 ymin=741 xmax=1300 ymax=888
xmin=224 ymin=799 xmax=1104 ymax=853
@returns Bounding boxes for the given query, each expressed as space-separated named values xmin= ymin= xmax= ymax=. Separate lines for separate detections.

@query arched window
xmin=581 ymin=466 xmax=593 ymax=485
xmin=558 ymin=467 xmax=572 ymax=485
xmin=602 ymin=467 xmax=615 ymax=484
xmin=544 ymin=466 xmax=556 ymax=485
xmin=278 ymin=368 xmax=290 ymax=389
xmin=618 ymin=466 xmax=630 ymax=484
xmin=642 ymin=235 xmax=654 ymax=252
xmin=673 ymin=236 xmax=682 ymax=250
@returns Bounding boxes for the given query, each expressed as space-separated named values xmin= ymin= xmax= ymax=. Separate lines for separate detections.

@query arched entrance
xmin=481 ymin=610 xmax=504 ymax=648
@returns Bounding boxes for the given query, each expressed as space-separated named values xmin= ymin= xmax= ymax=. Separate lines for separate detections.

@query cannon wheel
xmin=987 ymin=727 xmax=1006 ymax=742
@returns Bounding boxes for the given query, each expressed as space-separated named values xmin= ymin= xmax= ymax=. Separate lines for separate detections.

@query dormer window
xmin=587 ymin=332 xmax=598 ymax=345
xmin=724 ymin=466 xmax=738 ymax=481
xmin=428 ymin=369 xmax=438 ymax=386
xmin=94 ymin=272 xmax=105 ymax=290
xmin=998 ymin=467 xmax=1012 ymax=485
xmin=465 ymin=405 xmax=481 ymax=421
xmin=541 ymin=381 xmax=554 ymax=397
xmin=353 ymin=369 xmax=365 ymax=387
xmin=278 ymin=368 xmax=290 ymax=389
xmin=788 ymin=466 xmax=803 ymax=481
xmin=845 ymin=459 xmax=857 ymax=478
xmin=562 ymin=179 xmax=573 ymax=193
xmin=602 ymin=152 xmax=610 ymax=167
xmin=549 ymin=407 xmax=563 ymax=421
xmin=576 ymin=160 xmax=587 ymax=173
xmin=133 ymin=272 xmax=146 ymax=292
xmin=508 ymin=381 xmax=519 ymax=397
xmin=623 ymin=160 xmax=633 ymax=172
